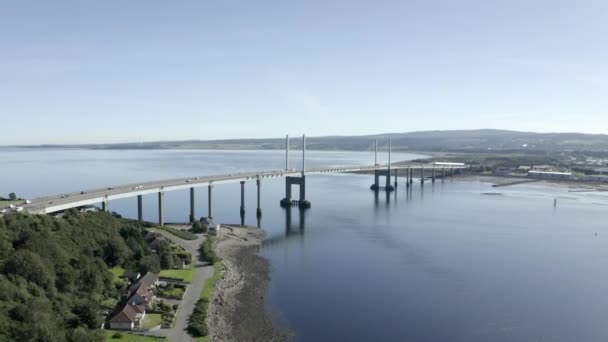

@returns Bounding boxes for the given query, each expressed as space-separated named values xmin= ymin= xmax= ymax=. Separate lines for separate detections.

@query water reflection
xmin=285 ymin=207 xmax=306 ymax=236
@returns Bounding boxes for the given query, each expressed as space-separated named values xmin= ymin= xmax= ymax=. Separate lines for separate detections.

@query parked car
xmin=24 ymin=200 xmax=31 ymax=204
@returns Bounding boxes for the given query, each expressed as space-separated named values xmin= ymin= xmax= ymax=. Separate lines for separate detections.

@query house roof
xmin=139 ymin=272 xmax=159 ymax=287
xmin=109 ymin=304 xmax=144 ymax=324
xmin=127 ymin=272 xmax=159 ymax=296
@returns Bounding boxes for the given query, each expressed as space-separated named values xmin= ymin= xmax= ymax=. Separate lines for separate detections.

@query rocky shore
xmin=208 ymin=225 xmax=291 ymax=342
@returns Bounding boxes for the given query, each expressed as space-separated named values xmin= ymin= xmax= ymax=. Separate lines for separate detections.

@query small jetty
xmin=492 ymin=179 xmax=540 ymax=188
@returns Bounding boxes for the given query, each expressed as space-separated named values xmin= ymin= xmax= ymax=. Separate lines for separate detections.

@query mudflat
xmin=209 ymin=225 xmax=291 ymax=342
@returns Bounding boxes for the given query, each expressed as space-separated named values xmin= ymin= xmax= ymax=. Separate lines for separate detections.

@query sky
xmin=0 ymin=0 xmax=607 ymax=144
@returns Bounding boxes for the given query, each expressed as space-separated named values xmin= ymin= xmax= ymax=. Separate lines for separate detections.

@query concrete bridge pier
xmin=158 ymin=192 xmax=164 ymax=226
xmin=371 ymin=169 xmax=381 ymax=191
xmin=189 ymin=188 xmax=195 ymax=223
xmin=421 ymin=166 xmax=425 ymax=185
xmin=256 ymin=179 xmax=262 ymax=218
xmin=394 ymin=169 xmax=398 ymax=189
xmin=442 ymin=168 xmax=446 ymax=181
xmin=281 ymin=176 xmax=311 ymax=209
xmin=409 ymin=168 xmax=413 ymax=185
xmin=208 ymin=183 xmax=213 ymax=220
xmin=432 ymin=168 xmax=436 ymax=183
xmin=385 ymin=167 xmax=392 ymax=190
xmin=137 ymin=195 xmax=143 ymax=221
xmin=406 ymin=168 xmax=410 ymax=188
xmin=240 ymin=181 xmax=246 ymax=218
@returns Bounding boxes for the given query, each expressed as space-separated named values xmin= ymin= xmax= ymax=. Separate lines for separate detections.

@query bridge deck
xmin=10 ymin=163 xmax=466 ymax=214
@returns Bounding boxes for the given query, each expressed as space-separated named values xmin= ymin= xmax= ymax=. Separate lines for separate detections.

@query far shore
xmin=455 ymin=174 xmax=608 ymax=191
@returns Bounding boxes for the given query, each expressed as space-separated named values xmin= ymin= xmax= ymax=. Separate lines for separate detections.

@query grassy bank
xmin=195 ymin=261 xmax=224 ymax=342
xmin=104 ymin=330 xmax=166 ymax=341
xmin=154 ymin=226 xmax=198 ymax=240
xmin=202 ymin=261 xmax=224 ymax=299
xmin=159 ymin=266 xmax=195 ymax=283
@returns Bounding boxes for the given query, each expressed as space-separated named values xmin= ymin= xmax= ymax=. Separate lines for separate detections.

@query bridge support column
xmin=158 ymin=192 xmax=164 ymax=226
xmin=240 ymin=181 xmax=246 ymax=217
xmin=137 ymin=195 xmax=143 ymax=221
xmin=189 ymin=187 xmax=195 ymax=223
xmin=394 ymin=169 xmax=398 ymax=189
xmin=371 ymin=170 xmax=380 ymax=191
xmin=451 ymin=168 xmax=455 ymax=177
xmin=409 ymin=168 xmax=413 ymax=185
xmin=421 ymin=166 xmax=425 ymax=185
xmin=256 ymin=179 xmax=262 ymax=218
xmin=208 ymin=184 xmax=213 ymax=220
xmin=442 ymin=168 xmax=445 ymax=180
xmin=432 ymin=168 xmax=436 ymax=183
xmin=406 ymin=168 xmax=410 ymax=188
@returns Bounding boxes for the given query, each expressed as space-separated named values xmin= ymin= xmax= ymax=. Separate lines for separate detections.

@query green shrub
xmin=198 ymin=238 xmax=220 ymax=264
xmin=191 ymin=221 xmax=208 ymax=234
xmin=112 ymin=332 xmax=123 ymax=339
xmin=187 ymin=298 xmax=210 ymax=337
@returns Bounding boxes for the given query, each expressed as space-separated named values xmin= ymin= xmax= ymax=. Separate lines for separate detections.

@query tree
xmin=8 ymin=192 xmax=17 ymax=201
xmin=191 ymin=221 xmax=207 ymax=234
xmin=3 ymin=250 xmax=54 ymax=290
xmin=103 ymin=236 xmax=131 ymax=267
xmin=72 ymin=300 xmax=101 ymax=329
xmin=139 ymin=254 xmax=161 ymax=274
xmin=156 ymin=240 xmax=174 ymax=269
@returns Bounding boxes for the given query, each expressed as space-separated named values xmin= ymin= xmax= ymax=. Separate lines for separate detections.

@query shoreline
xmin=456 ymin=174 xmax=608 ymax=191
xmin=208 ymin=225 xmax=291 ymax=341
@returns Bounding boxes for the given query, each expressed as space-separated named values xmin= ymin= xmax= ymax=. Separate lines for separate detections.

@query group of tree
xmin=199 ymin=237 xmax=220 ymax=264
xmin=0 ymin=210 xmax=156 ymax=341
xmin=187 ymin=297 xmax=210 ymax=337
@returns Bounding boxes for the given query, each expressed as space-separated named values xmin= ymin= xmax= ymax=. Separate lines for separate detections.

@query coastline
xmin=208 ymin=225 xmax=291 ymax=341
xmin=457 ymin=174 xmax=608 ymax=191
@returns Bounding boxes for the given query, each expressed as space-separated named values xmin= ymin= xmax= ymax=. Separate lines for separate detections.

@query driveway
xmin=145 ymin=227 xmax=214 ymax=342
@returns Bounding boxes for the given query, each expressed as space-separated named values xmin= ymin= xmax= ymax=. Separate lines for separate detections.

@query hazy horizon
xmin=1 ymin=1 xmax=606 ymax=144
xmin=1 ymin=128 xmax=607 ymax=147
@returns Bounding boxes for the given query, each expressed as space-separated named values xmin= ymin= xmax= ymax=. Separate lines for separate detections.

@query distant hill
xmin=22 ymin=130 xmax=608 ymax=153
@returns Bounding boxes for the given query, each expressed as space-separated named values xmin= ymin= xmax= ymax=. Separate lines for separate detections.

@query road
xmin=142 ymin=227 xmax=213 ymax=342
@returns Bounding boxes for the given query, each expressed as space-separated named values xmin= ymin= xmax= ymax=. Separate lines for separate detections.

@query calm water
xmin=2 ymin=148 xmax=608 ymax=341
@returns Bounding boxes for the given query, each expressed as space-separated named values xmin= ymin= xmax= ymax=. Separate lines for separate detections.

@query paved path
xmin=144 ymin=227 xmax=214 ymax=342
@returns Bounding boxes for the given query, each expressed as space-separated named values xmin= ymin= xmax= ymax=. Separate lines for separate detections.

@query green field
xmin=105 ymin=330 xmax=166 ymax=341
xmin=157 ymin=286 xmax=185 ymax=299
xmin=159 ymin=267 xmax=195 ymax=283
xmin=142 ymin=313 xmax=163 ymax=329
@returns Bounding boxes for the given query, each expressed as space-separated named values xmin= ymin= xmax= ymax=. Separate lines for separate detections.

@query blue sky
xmin=1 ymin=0 xmax=606 ymax=144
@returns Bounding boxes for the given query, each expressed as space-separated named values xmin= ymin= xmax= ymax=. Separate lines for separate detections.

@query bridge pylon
xmin=281 ymin=134 xmax=311 ymax=209
xmin=370 ymin=139 xmax=394 ymax=192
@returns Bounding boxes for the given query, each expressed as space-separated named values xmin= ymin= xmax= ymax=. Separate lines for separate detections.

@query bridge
xmin=9 ymin=135 xmax=467 ymax=225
